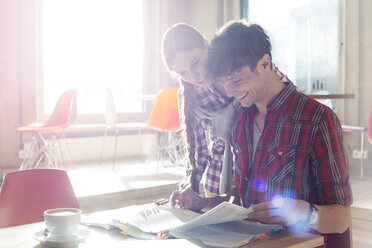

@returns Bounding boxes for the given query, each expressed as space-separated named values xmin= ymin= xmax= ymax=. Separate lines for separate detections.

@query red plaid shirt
xmin=190 ymin=66 xmax=290 ymax=194
xmin=231 ymin=82 xmax=352 ymax=207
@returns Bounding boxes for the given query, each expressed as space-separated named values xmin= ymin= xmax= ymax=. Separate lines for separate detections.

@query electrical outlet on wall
xmin=352 ymin=150 xmax=368 ymax=160
xmin=18 ymin=142 xmax=31 ymax=159
xmin=18 ymin=150 xmax=26 ymax=159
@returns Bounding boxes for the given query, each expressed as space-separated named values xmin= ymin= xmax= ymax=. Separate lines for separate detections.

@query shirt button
xmin=278 ymin=151 xmax=283 ymax=156
xmin=234 ymin=144 xmax=241 ymax=154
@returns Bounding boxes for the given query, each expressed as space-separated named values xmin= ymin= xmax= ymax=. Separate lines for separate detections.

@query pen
xmin=153 ymin=198 xmax=169 ymax=206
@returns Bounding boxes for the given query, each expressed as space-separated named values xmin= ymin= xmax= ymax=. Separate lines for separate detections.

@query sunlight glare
xmin=43 ymin=0 xmax=144 ymax=114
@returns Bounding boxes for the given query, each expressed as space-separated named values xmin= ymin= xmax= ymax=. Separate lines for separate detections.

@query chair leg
xmin=155 ymin=132 xmax=173 ymax=168
xmin=42 ymin=135 xmax=59 ymax=168
xmin=60 ymin=133 xmax=74 ymax=169
xmin=360 ymin=131 xmax=364 ymax=180
xmin=56 ymin=138 xmax=66 ymax=169
xmin=138 ymin=129 xmax=144 ymax=162
xmin=112 ymin=128 xmax=119 ymax=170
xmin=156 ymin=132 xmax=162 ymax=171
xmin=99 ymin=127 xmax=109 ymax=166
xmin=162 ymin=131 xmax=185 ymax=168
xmin=20 ymin=134 xmax=49 ymax=170
xmin=30 ymin=138 xmax=46 ymax=168
xmin=174 ymin=131 xmax=187 ymax=167
xmin=29 ymin=134 xmax=49 ymax=169
xmin=20 ymin=135 xmax=40 ymax=170
xmin=20 ymin=133 xmax=68 ymax=170
xmin=167 ymin=132 xmax=177 ymax=164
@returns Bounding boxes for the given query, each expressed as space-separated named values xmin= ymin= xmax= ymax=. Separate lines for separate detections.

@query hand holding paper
xmin=170 ymin=188 xmax=206 ymax=211
xmin=248 ymin=197 xmax=309 ymax=226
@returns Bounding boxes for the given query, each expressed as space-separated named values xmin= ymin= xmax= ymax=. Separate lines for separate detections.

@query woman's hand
xmin=170 ymin=188 xmax=206 ymax=211
xmin=247 ymin=197 xmax=309 ymax=226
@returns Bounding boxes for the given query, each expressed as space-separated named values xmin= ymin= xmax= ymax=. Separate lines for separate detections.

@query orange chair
xmin=17 ymin=89 xmax=77 ymax=170
xmin=145 ymin=87 xmax=180 ymax=132
xmin=144 ymin=88 xmax=184 ymax=166
xmin=0 ymin=169 xmax=79 ymax=228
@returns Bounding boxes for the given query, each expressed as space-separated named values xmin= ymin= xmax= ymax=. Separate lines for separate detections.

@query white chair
xmin=342 ymin=124 xmax=367 ymax=180
xmin=99 ymin=89 xmax=146 ymax=169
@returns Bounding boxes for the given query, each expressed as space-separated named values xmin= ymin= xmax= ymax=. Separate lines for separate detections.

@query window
xmin=42 ymin=0 xmax=145 ymax=119
xmin=247 ymin=0 xmax=341 ymax=111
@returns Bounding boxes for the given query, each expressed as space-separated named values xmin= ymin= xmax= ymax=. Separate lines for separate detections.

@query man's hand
xmin=247 ymin=197 xmax=309 ymax=226
xmin=170 ymin=188 xmax=206 ymax=211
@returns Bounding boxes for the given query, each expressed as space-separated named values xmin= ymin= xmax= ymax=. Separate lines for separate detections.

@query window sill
xmin=64 ymin=123 xmax=154 ymax=138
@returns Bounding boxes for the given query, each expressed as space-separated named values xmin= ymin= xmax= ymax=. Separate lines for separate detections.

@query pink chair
xmin=0 ymin=169 xmax=79 ymax=228
xmin=17 ymin=89 xmax=77 ymax=170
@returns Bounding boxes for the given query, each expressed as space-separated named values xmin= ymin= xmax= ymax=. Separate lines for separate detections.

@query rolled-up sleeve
xmin=311 ymin=111 xmax=353 ymax=206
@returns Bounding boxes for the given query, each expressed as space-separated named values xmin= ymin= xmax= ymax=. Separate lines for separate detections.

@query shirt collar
xmin=266 ymin=81 xmax=297 ymax=112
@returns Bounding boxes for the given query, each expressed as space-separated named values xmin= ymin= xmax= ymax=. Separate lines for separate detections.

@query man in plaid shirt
xmin=175 ymin=21 xmax=352 ymax=247
xmin=192 ymin=66 xmax=290 ymax=196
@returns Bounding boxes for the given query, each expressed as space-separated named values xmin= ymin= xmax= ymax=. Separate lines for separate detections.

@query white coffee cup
xmin=44 ymin=208 xmax=81 ymax=238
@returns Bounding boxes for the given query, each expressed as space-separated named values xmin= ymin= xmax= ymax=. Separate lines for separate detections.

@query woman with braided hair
xmin=161 ymin=23 xmax=235 ymax=207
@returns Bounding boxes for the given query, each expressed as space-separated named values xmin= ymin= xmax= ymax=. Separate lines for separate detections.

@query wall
xmin=0 ymin=0 xmax=40 ymax=169
xmin=343 ymin=0 xmax=372 ymax=163
xmin=0 ymin=0 xmax=22 ymax=168
xmin=192 ymin=0 xmax=240 ymax=42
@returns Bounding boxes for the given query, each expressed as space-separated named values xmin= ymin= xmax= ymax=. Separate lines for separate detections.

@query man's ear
xmin=258 ymin=54 xmax=271 ymax=71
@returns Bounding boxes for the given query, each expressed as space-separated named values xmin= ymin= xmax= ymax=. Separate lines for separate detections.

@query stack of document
xmin=120 ymin=201 xmax=281 ymax=247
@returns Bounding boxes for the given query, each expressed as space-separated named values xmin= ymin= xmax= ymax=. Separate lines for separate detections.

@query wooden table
xmin=0 ymin=209 xmax=323 ymax=248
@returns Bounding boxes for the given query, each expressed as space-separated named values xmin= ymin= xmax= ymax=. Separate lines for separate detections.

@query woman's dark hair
xmin=206 ymin=20 xmax=272 ymax=80
xmin=162 ymin=23 xmax=204 ymax=192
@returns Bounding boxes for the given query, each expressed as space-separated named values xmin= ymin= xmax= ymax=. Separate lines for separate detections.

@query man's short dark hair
xmin=206 ymin=20 xmax=272 ymax=79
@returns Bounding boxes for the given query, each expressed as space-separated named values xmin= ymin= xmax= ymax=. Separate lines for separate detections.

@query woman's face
xmin=170 ymin=46 xmax=211 ymax=88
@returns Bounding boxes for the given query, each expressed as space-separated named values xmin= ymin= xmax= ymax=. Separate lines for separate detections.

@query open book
xmin=120 ymin=201 xmax=281 ymax=247
xmin=82 ymin=202 xmax=281 ymax=247
xmin=122 ymin=201 xmax=251 ymax=233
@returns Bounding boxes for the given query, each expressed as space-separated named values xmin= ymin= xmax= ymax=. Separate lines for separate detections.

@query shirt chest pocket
xmin=231 ymin=143 xmax=249 ymax=178
xmin=265 ymin=144 xmax=296 ymax=182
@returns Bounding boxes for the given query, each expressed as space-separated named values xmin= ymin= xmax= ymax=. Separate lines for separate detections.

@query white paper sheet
xmin=122 ymin=201 xmax=252 ymax=234
xmin=170 ymin=220 xmax=280 ymax=248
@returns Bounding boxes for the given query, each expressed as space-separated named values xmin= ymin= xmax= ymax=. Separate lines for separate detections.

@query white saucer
xmin=33 ymin=226 xmax=90 ymax=246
